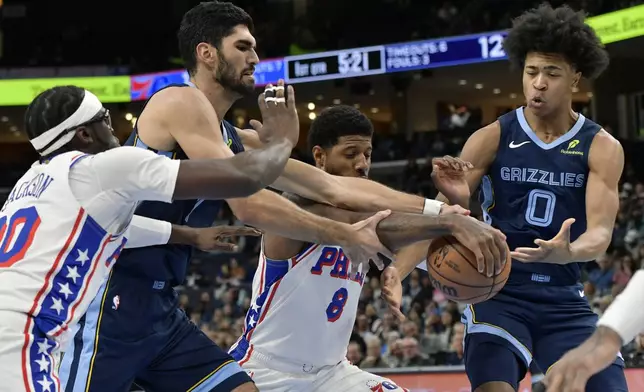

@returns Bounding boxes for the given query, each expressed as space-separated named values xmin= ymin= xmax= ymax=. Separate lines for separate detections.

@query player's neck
xmin=190 ymin=74 xmax=238 ymax=121
xmin=523 ymin=106 xmax=578 ymax=138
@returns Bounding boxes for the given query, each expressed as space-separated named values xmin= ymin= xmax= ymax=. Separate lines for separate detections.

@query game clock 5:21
xmin=285 ymin=46 xmax=386 ymax=84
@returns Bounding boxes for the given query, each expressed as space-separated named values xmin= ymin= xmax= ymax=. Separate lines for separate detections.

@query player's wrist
xmin=423 ymin=199 xmax=444 ymax=216
xmin=168 ymin=225 xmax=199 ymax=246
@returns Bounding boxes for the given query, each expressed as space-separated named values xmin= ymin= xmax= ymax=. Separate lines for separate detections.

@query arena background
xmin=2 ymin=0 xmax=644 ymax=390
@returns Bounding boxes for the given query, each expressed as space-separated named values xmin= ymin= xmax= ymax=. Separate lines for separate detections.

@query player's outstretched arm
xmin=292 ymin=195 xmax=506 ymax=265
xmin=135 ymin=84 xmax=300 ymax=200
xmin=124 ymin=215 xmax=260 ymax=251
xmin=541 ymin=269 xmax=644 ymax=391
xmin=237 ymin=128 xmax=443 ymax=215
xmin=136 ymin=81 xmax=391 ymax=262
xmin=432 ymin=122 xmax=500 ymax=208
xmin=568 ymin=130 xmax=624 ymax=262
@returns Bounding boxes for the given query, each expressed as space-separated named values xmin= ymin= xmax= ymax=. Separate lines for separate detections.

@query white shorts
xmin=0 ymin=311 xmax=61 ymax=392
xmin=240 ymin=350 xmax=408 ymax=392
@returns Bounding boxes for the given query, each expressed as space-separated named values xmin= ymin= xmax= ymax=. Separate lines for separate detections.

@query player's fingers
xmin=557 ymin=218 xmax=576 ymax=239
xmin=210 ymin=241 xmax=238 ymax=252
xmin=264 ymin=84 xmax=276 ymax=107
xmin=219 ymin=226 xmax=262 ymax=236
xmin=472 ymin=248 xmax=486 ymax=275
xmin=286 ymin=85 xmax=296 ymax=109
xmin=512 ymin=247 xmax=543 ymax=256
xmin=275 ymin=79 xmax=286 ymax=108
xmin=478 ymin=237 xmax=495 ymax=277
xmin=372 ymin=257 xmax=385 ymax=271
xmin=567 ymin=373 xmax=587 ymax=392
xmin=390 ymin=305 xmax=406 ymax=321
xmin=490 ymin=235 xmax=504 ymax=274
xmin=257 ymin=90 xmax=267 ymax=113
xmin=509 ymin=251 xmax=538 ymax=262
xmin=249 ymin=119 xmax=263 ymax=132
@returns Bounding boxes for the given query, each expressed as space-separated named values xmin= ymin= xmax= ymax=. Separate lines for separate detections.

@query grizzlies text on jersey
xmin=461 ymin=107 xmax=627 ymax=391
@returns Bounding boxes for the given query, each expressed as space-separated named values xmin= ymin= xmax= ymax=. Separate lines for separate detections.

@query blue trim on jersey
xmin=69 ymin=154 xmax=90 ymax=169
xmin=59 ymin=278 xmax=109 ymax=392
xmin=462 ymin=306 xmax=533 ymax=365
xmin=263 ymin=243 xmax=315 ymax=264
xmin=132 ymin=136 xmax=174 ymax=158
xmin=34 ymin=213 xmax=108 ymax=335
xmin=230 ymin=258 xmax=291 ymax=361
xmin=516 ymin=107 xmax=586 ymax=150
xmin=263 ymin=259 xmax=290 ymax=290
xmin=190 ymin=361 xmax=247 ymax=392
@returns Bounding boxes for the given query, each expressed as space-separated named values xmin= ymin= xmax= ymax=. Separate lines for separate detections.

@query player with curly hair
xmin=384 ymin=3 xmax=627 ymax=391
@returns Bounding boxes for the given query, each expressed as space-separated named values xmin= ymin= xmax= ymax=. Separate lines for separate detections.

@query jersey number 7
xmin=0 ymin=206 xmax=41 ymax=267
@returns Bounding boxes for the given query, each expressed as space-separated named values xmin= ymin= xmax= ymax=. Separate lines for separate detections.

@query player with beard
xmin=59 ymin=2 xmax=507 ymax=392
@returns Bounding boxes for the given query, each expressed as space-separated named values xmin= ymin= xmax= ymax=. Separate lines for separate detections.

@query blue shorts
xmin=58 ymin=269 xmax=252 ymax=392
xmin=461 ymin=283 xmax=627 ymax=391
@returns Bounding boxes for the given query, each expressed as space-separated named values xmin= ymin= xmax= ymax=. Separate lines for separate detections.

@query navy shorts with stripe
xmin=58 ymin=268 xmax=252 ymax=392
xmin=461 ymin=283 xmax=627 ymax=391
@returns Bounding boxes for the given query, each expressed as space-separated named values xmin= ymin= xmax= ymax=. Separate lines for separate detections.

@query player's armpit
xmin=137 ymin=86 xmax=234 ymax=159
xmin=569 ymin=130 xmax=624 ymax=262
xmin=436 ymin=122 xmax=500 ymax=208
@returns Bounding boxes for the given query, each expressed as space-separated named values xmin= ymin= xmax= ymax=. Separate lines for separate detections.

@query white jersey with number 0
xmin=0 ymin=147 xmax=179 ymax=392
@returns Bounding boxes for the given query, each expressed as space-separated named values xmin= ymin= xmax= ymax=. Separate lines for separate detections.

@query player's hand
xmin=511 ymin=218 xmax=575 ymax=264
xmin=380 ymin=265 xmax=406 ymax=321
xmin=439 ymin=203 xmax=470 ymax=216
xmin=431 ymin=156 xmax=472 ymax=205
xmin=192 ymin=226 xmax=262 ymax=251
xmin=341 ymin=210 xmax=394 ymax=276
xmin=540 ymin=326 xmax=622 ymax=392
xmin=445 ymin=214 xmax=507 ymax=277
xmin=250 ymin=79 xmax=299 ymax=146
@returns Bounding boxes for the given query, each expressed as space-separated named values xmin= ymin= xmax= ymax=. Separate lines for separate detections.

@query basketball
xmin=426 ymin=236 xmax=511 ymax=304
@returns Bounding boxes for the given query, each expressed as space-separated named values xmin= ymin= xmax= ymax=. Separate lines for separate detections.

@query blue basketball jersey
xmin=116 ymin=83 xmax=245 ymax=286
xmin=479 ymin=107 xmax=601 ymax=286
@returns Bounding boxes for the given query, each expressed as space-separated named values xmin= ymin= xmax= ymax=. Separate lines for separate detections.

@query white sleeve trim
xmin=597 ymin=269 xmax=644 ymax=344
xmin=124 ymin=215 xmax=172 ymax=249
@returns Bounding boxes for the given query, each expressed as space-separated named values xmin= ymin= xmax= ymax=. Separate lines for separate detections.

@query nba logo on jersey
xmin=112 ymin=295 xmax=120 ymax=310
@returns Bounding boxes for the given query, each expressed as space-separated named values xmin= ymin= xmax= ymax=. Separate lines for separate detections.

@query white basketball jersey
xmin=231 ymin=241 xmax=367 ymax=367
xmin=0 ymin=152 xmax=127 ymax=351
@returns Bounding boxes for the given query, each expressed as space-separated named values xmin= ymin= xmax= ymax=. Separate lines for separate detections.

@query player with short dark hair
xmin=230 ymin=106 xmax=506 ymax=391
xmin=384 ymin=4 xmax=627 ymax=392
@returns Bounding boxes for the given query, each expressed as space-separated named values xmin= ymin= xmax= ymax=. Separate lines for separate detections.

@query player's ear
xmin=311 ymin=146 xmax=326 ymax=169
xmin=572 ymin=72 xmax=581 ymax=88
xmin=196 ymin=42 xmax=217 ymax=69
xmin=74 ymin=127 xmax=93 ymax=144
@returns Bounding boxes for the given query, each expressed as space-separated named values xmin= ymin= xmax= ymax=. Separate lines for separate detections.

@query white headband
xmin=30 ymin=89 xmax=104 ymax=156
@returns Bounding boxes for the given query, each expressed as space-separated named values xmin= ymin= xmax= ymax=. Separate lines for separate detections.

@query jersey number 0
xmin=0 ymin=206 xmax=41 ymax=268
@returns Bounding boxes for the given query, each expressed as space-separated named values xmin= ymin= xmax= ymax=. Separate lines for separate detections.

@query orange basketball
xmin=426 ymin=236 xmax=511 ymax=304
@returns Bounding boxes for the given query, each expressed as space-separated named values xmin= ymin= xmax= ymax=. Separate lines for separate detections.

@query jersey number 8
xmin=0 ymin=206 xmax=41 ymax=268
xmin=326 ymin=287 xmax=349 ymax=322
